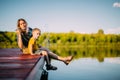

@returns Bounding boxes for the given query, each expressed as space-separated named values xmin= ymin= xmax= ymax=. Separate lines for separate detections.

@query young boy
xmin=28 ymin=28 xmax=57 ymax=70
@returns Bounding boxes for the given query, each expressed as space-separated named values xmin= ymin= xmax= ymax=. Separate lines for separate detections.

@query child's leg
xmin=48 ymin=51 xmax=73 ymax=65
xmin=41 ymin=51 xmax=50 ymax=65
xmin=41 ymin=51 xmax=57 ymax=70
xmin=40 ymin=47 xmax=73 ymax=65
xmin=35 ymin=50 xmax=57 ymax=70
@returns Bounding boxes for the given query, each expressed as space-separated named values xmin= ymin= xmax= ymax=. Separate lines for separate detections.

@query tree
xmin=98 ymin=29 xmax=104 ymax=34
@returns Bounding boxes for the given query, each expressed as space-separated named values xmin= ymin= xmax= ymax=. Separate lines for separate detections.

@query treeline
xmin=0 ymin=31 xmax=17 ymax=48
xmin=0 ymin=30 xmax=120 ymax=48
xmin=39 ymin=31 xmax=120 ymax=47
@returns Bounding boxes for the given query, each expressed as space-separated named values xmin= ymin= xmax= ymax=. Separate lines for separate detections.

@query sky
xmin=0 ymin=0 xmax=120 ymax=34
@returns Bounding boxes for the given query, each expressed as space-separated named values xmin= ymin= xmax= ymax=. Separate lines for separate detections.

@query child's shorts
xmin=34 ymin=49 xmax=43 ymax=55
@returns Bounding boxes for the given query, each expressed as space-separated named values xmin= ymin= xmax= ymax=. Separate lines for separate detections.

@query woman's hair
xmin=17 ymin=18 xmax=27 ymax=29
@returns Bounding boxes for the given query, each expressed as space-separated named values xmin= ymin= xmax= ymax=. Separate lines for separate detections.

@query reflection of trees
xmin=50 ymin=47 xmax=120 ymax=62
xmin=97 ymin=56 xmax=104 ymax=62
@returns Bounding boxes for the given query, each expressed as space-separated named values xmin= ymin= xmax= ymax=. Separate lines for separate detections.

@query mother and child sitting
xmin=16 ymin=18 xmax=73 ymax=70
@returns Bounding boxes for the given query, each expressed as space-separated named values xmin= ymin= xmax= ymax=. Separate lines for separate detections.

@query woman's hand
xmin=16 ymin=29 xmax=22 ymax=35
xmin=16 ymin=28 xmax=23 ymax=49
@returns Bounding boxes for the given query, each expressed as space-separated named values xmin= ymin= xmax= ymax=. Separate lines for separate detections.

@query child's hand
xmin=30 ymin=53 xmax=35 ymax=55
xmin=36 ymin=53 xmax=43 ymax=56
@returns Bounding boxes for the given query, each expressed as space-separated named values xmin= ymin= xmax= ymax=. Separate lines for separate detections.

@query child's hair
xmin=17 ymin=18 xmax=27 ymax=28
xmin=32 ymin=28 xmax=41 ymax=34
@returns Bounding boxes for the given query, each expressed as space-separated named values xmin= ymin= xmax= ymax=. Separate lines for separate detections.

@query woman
xmin=16 ymin=18 xmax=73 ymax=68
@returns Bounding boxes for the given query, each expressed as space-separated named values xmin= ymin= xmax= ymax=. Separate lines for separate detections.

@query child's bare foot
xmin=64 ymin=56 xmax=73 ymax=65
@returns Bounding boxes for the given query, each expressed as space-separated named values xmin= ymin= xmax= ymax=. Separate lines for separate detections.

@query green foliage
xmin=0 ymin=31 xmax=17 ymax=48
xmin=0 ymin=30 xmax=120 ymax=48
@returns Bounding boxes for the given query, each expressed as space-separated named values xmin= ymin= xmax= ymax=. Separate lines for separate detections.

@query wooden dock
xmin=0 ymin=48 xmax=45 ymax=80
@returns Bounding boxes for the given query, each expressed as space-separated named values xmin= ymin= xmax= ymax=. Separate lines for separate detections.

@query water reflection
xmin=105 ymin=58 xmax=120 ymax=64
xmin=47 ymin=47 xmax=120 ymax=80
xmin=49 ymin=46 xmax=120 ymax=62
xmin=49 ymin=57 xmax=120 ymax=80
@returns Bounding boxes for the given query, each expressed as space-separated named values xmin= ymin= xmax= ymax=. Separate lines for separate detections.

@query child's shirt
xmin=28 ymin=37 xmax=39 ymax=54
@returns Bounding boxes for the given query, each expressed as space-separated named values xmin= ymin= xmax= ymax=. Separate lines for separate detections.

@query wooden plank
xmin=0 ymin=59 xmax=37 ymax=63
xmin=0 ymin=56 xmax=40 ymax=59
xmin=0 ymin=63 xmax=34 ymax=69
xmin=0 ymin=48 xmax=22 ymax=57
xmin=0 ymin=55 xmax=40 ymax=64
xmin=0 ymin=48 xmax=45 ymax=80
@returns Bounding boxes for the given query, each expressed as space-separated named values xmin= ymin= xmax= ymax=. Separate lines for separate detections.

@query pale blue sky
xmin=0 ymin=0 xmax=120 ymax=34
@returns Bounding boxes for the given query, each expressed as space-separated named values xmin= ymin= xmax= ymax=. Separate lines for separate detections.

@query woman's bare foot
xmin=64 ymin=56 xmax=73 ymax=65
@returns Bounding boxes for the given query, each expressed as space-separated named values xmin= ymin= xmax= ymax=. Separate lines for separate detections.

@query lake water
xmin=47 ymin=47 xmax=120 ymax=80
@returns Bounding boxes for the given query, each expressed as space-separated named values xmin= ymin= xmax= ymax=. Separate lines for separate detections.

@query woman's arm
xmin=16 ymin=29 xmax=23 ymax=49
